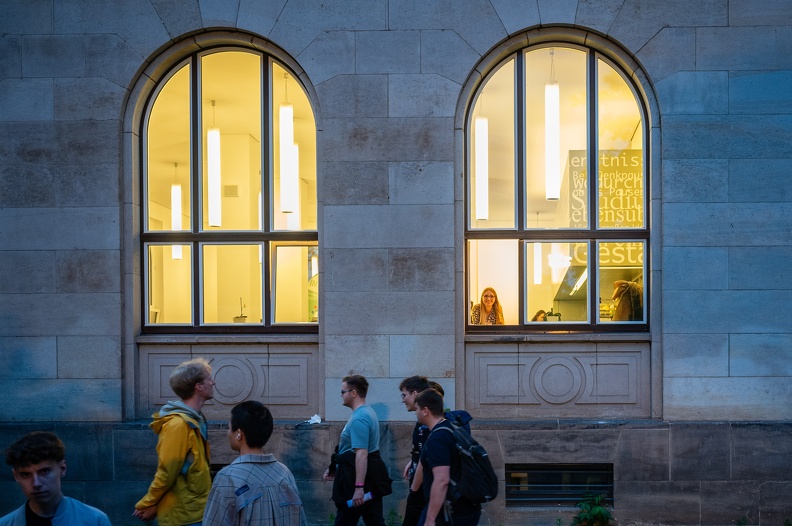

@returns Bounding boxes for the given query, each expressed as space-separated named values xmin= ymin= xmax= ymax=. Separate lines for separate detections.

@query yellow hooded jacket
xmin=135 ymin=401 xmax=211 ymax=526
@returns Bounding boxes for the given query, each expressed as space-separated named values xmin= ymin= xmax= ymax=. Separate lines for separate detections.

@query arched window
xmin=142 ymin=48 xmax=317 ymax=332
xmin=466 ymin=44 xmax=648 ymax=331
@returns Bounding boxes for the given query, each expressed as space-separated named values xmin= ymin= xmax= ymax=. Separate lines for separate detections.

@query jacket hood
xmin=151 ymin=400 xmax=207 ymax=439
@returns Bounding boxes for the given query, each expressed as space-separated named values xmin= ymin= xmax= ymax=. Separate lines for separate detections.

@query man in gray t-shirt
xmin=323 ymin=374 xmax=386 ymax=526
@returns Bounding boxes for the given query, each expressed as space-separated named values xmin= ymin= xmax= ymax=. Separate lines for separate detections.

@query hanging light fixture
xmin=545 ymin=49 xmax=561 ymax=200
xmin=207 ymin=100 xmax=222 ymax=227
xmin=171 ymin=162 xmax=182 ymax=260
xmin=474 ymin=116 xmax=489 ymax=220
xmin=280 ymin=74 xmax=299 ymax=216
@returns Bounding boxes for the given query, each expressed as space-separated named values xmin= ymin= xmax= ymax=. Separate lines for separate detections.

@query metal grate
xmin=505 ymin=463 xmax=614 ymax=507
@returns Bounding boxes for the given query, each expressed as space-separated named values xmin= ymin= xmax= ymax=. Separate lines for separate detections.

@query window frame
xmin=465 ymin=44 xmax=650 ymax=333
xmin=140 ymin=46 xmax=318 ymax=334
xmin=505 ymin=463 xmax=614 ymax=507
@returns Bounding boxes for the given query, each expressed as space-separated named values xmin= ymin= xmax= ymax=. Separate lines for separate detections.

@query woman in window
xmin=470 ymin=287 xmax=504 ymax=325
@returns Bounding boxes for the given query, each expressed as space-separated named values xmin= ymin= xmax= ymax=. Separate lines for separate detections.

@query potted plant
xmin=571 ymin=493 xmax=614 ymax=526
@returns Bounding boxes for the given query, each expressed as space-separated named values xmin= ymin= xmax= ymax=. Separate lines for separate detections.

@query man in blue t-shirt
xmin=415 ymin=389 xmax=481 ymax=526
xmin=323 ymin=375 xmax=386 ymax=526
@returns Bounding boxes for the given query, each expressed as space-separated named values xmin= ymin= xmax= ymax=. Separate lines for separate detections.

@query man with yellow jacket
xmin=133 ymin=358 xmax=215 ymax=525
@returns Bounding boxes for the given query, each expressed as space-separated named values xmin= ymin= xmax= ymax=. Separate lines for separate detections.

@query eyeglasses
xmin=483 ymin=294 xmax=495 ymax=298
xmin=341 ymin=389 xmax=354 ymax=395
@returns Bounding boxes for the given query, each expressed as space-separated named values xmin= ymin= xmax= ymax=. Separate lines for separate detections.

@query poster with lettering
xmin=567 ymin=149 xmax=643 ymax=229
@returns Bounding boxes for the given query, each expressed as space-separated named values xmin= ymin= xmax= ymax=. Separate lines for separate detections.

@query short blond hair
xmin=169 ymin=358 xmax=212 ymax=400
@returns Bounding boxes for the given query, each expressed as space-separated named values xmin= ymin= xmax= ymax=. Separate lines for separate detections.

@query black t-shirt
xmin=420 ymin=420 xmax=479 ymax=515
xmin=25 ymin=501 xmax=53 ymax=526
xmin=408 ymin=421 xmax=429 ymax=484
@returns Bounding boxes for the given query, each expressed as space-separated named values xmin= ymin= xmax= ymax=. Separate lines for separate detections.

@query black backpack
xmin=432 ymin=421 xmax=498 ymax=504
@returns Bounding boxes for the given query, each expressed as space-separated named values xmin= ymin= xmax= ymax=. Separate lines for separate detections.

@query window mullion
xmin=191 ymin=56 xmax=201 ymax=327
xmin=516 ymin=52 xmax=527 ymax=324
xmin=262 ymin=57 xmax=272 ymax=234
xmin=587 ymin=51 xmax=599 ymax=326
xmin=516 ymin=51 xmax=526 ymax=232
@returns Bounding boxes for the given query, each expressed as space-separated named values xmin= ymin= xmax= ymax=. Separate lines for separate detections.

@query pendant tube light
xmin=545 ymin=49 xmax=561 ymax=200
xmin=207 ymin=100 xmax=222 ymax=227
xmin=171 ymin=162 xmax=182 ymax=260
xmin=474 ymin=116 xmax=489 ymax=220
xmin=279 ymin=102 xmax=298 ymax=214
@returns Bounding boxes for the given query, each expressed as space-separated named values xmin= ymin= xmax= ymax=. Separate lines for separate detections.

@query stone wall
xmin=0 ymin=421 xmax=790 ymax=526
xmin=1 ymin=0 xmax=792 ymax=524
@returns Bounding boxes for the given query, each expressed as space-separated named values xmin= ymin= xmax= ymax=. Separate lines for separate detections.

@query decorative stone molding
xmin=466 ymin=342 xmax=650 ymax=418
xmin=137 ymin=344 xmax=320 ymax=420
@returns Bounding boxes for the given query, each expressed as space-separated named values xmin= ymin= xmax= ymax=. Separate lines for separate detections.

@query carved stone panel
xmin=138 ymin=344 xmax=320 ymax=420
xmin=466 ymin=342 xmax=650 ymax=419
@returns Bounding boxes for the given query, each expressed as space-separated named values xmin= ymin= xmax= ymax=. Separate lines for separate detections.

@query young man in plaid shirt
xmin=203 ymin=401 xmax=306 ymax=526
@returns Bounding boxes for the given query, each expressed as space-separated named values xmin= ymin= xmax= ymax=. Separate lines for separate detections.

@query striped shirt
xmin=202 ymin=454 xmax=307 ymax=526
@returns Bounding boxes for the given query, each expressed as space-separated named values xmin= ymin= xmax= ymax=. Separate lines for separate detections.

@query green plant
xmin=570 ymin=493 xmax=614 ymax=526
xmin=783 ymin=519 xmax=791 ymax=526
xmin=557 ymin=518 xmax=563 ymax=526
xmin=735 ymin=517 xmax=748 ymax=526
xmin=385 ymin=509 xmax=403 ymax=526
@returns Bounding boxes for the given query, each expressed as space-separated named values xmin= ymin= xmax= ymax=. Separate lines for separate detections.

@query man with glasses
xmin=323 ymin=375 xmax=388 ymax=526
xmin=134 ymin=358 xmax=215 ymax=526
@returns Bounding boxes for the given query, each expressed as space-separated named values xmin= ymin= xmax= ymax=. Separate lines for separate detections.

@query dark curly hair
xmin=399 ymin=375 xmax=432 ymax=393
xmin=5 ymin=431 xmax=65 ymax=469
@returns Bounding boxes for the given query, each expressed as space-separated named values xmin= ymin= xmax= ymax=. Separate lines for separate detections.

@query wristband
xmin=355 ymin=483 xmax=365 ymax=488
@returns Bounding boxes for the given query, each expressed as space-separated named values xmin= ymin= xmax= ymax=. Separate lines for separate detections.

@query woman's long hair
xmin=479 ymin=287 xmax=504 ymax=324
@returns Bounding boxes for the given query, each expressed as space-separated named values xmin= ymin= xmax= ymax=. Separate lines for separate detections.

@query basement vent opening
xmin=505 ymin=463 xmax=614 ymax=507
